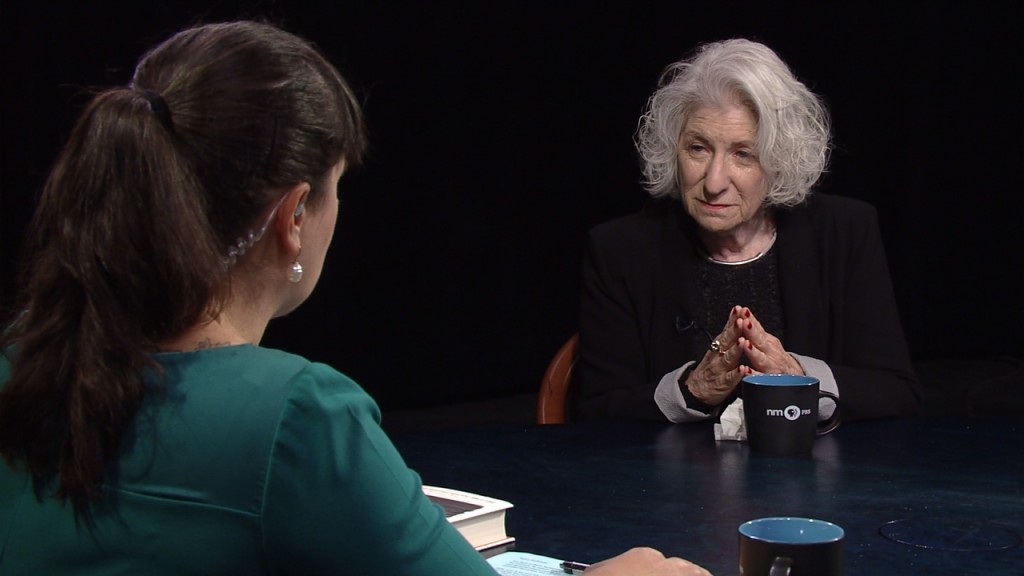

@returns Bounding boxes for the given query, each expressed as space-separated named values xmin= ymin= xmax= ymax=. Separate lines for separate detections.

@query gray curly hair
xmin=635 ymin=39 xmax=831 ymax=206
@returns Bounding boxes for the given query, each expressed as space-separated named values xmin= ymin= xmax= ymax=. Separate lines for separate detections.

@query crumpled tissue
xmin=714 ymin=399 xmax=747 ymax=442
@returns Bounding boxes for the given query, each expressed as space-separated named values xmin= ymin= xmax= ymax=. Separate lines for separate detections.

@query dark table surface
xmin=391 ymin=417 xmax=1024 ymax=576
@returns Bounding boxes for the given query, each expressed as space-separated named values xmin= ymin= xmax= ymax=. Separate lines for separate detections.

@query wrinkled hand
xmin=736 ymin=307 xmax=804 ymax=377
xmin=686 ymin=306 xmax=804 ymax=404
xmin=584 ymin=547 xmax=712 ymax=576
xmin=685 ymin=305 xmax=746 ymax=405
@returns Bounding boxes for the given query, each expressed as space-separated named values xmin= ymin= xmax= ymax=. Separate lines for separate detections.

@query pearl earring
xmin=289 ymin=260 xmax=303 ymax=283
xmin=289 ymin=246 xmax=303 ymax=283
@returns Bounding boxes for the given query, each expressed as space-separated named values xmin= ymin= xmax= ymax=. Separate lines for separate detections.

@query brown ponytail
xmin=0 ymin=21 xmax=366 ymax=510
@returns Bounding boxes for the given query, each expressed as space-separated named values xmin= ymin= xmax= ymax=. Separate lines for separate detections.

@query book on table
xmin=423 ymin=485 xmax=515 ymax=552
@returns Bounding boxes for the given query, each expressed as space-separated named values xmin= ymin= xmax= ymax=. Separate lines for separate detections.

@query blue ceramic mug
xmin=739 ymin=517 xmax=845 ymax=575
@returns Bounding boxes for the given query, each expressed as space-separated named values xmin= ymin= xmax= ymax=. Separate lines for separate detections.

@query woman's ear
xmin=274 ymin=182 xmax=310 ymax=256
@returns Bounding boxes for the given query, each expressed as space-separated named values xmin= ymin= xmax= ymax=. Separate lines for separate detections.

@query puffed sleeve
xmin=261 ymin=363 xmax=498 ymax=576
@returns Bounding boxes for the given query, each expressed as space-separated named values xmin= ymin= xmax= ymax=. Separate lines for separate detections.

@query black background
xmin=2 ymin=1 xmax=1021 ymax=416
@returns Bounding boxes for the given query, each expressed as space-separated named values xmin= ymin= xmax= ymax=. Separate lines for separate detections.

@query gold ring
xmin=710 ymin=339 xmax=724 ymax=354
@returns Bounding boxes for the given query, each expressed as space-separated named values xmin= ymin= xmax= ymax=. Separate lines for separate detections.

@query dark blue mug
xmin=741 ymin=374 xmax=840 ymax=457
xmin=739 ymin=517 xmax=845 ymax=575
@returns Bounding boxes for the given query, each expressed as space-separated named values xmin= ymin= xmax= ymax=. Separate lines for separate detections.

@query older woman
xmin=574 ymin=39 xmax=920 ymax=423
xmin=0 ymin=20 xmax=709 ymax=576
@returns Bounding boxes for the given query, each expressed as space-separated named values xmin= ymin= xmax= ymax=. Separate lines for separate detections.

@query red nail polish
xmin=744 ymin=309 xmax=751 ymax=318
xmin=747 ymin=321 xmax=752 ymax=330
xmin=747 ymin=341 xmax=753 ymax=350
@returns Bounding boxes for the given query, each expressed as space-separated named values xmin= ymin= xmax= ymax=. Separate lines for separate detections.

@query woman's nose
xmin=703 ymin=155 xmax=730 ymax=195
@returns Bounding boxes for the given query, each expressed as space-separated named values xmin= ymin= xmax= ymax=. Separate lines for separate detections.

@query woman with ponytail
xmin=0 ymin=19 xmax=708 ymax=576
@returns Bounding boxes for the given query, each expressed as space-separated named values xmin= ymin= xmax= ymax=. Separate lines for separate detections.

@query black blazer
xmin=574 ymin=194 xmax=920 ymax=422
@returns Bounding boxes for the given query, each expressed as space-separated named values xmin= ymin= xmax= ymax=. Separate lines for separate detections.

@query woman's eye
xmin=735 ymin=149 xmax=757 ymax=162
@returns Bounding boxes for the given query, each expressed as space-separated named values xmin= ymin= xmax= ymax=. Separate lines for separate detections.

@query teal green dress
xmin=0 ymin=345 xmax=498 ymax=575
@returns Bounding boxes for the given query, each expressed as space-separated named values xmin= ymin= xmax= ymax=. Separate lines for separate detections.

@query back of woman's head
xmin=636 ymin=38 xmax=830 ymax=205
xmin=133 ymin=21 xmax=366 ymax=253
xmin=0 ymin=20 xmax=366 ymax=508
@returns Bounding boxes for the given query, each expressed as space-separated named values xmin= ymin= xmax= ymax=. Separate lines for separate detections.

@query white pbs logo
xmin=783 ymin=405 xmax=801 ymax=421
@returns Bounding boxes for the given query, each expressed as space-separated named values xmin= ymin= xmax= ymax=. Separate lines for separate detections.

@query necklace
xmin=703 ymin=230 xmax=777 ymax=266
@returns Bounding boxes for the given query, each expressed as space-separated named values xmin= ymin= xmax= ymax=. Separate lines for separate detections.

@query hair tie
xmin=140 ymin=88 xmax=174 ymax=132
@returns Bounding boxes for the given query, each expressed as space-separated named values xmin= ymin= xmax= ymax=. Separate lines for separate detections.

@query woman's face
xmin=677 ymin=103 xmax=769 ymax=237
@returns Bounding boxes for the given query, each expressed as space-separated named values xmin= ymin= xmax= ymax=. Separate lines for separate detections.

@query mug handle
xmin=817 ymin=390 xmax=840 ymax=435
xmin=770 ymin=556 xmax=793 ymax=576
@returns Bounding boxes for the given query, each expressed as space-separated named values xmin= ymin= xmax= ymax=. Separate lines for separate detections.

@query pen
xmin=560 ymin=560 xmax=590 ymax=574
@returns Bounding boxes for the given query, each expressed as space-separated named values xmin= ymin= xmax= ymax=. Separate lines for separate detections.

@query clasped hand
xmin=685 ymin=305 xmax=803 ymax=406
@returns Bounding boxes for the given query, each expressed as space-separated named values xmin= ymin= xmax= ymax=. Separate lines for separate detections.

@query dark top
xmin=679 ymin=248 xmax=786 ymax=413
xmin=694 ymin=244 xmax=784 ymax=343
xmin=573 ymin=194 xmax=920 ymax=422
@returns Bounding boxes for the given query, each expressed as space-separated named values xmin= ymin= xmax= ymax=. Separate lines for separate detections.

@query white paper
xmin=487 ymin=551 xmax=566 ymax=576
xmin=714 ymin=398 xmax=747 ymax=441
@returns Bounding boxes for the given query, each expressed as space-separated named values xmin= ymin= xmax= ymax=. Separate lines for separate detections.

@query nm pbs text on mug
xmin=741 ymin=374 xmax=839 ymax=457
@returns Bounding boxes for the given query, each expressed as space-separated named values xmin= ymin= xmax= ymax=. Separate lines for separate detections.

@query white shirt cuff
xmin=653 ymin=361 xmax=718 ymax=423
